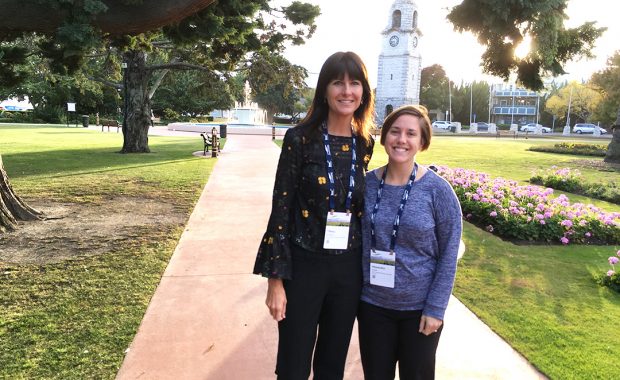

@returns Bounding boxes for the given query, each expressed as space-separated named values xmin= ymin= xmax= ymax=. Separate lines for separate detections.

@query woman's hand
xmin=266 ymin=278 xmax=287 ymax=322
xmin=419 ymin=314 xmax=443 ymax=336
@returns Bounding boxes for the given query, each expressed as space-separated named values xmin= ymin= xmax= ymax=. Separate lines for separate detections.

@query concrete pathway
xmin=115 ymin=134 xmax=547 ymax=380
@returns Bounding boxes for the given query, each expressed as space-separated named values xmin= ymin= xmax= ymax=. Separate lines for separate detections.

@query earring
xmin=360 ymin=98 xmax=364 ymax=105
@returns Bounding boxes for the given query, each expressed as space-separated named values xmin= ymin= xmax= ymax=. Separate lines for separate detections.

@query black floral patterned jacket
xmin=253 ymin=123 xmax=374 ymax=279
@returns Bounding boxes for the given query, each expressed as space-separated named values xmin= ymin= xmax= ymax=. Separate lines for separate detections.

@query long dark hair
xmin=298 ymin=51 xmax=374 ymax=143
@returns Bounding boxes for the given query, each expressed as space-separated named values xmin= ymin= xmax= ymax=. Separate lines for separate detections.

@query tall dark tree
xmin=420 ymin=64 xmax=449 ymax=112
xmin=246 ymin=51 xmax=307 ymax=123
xmin=590 ymin=52 xmax=620 ymax=162
xmin=0 ymin=0 xmax=319 ymax=233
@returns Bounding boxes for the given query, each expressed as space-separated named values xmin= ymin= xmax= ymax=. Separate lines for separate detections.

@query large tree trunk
xmin=0 ymin=155 xmax=42 ymax=233
xmin=604 ymin=108 xmax=620 ymax=164
xmin=121 ymin=50 xmax=152 ymax=153
xmin=0 ymin=0 xmax=217 ymax=36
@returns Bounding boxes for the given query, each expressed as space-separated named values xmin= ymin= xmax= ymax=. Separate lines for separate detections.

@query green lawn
xmin=369 ymin=135 xmax=619 ymax=379
xmin=0 ymin=125 xmax=216 ymax=378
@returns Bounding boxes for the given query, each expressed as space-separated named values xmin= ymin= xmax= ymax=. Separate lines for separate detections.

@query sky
xmin=280 ymin=0 xmax=619 ymax=88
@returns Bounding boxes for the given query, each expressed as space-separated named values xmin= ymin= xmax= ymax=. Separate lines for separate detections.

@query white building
xmin=375 ymin=0 xmax=422 ymax=124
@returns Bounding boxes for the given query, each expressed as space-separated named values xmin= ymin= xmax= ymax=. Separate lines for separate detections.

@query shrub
xmin=530 ymin=166 xmax=583 ymax=193
xmin=530 ymin=166 xmax=620 ymax=205
xmin=163 ymin=108 xmax=179 ymax=121
xmin=529 ymin=142 xmax=607 ymax=157
xmin=595 ymin=250 xmax=620 ymax=292
xmin=435 ymin=166 xmax=620 ymax=245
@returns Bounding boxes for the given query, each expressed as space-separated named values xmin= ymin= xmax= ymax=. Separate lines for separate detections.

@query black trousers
xmin=275 ymin=246 xmax=362 ymax=380
xmin=357 ymin=301 xmax=443 ymax=380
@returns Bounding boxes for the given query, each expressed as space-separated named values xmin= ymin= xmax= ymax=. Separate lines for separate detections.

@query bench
xmin=101 ymin=119 xmax=121 ymax=132
xmin=200 ymin=133 xmax=221 ymax=156
xmin=371 ymin=127 xmax=381 ymax=139
xmin=495 ymin=130 xmax=518 ymax=139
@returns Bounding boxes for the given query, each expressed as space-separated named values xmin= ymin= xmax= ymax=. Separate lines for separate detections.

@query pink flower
xmin=490 ymin=211 xmax=497 ymax=217
xmin=585 ymin=232 xmax=592 ymax=237
xmin=609 ymin=257 xmax=619 ymax=265
xmin=560 ymin=220 xmax=573 ymax=228
xmin=560 ymin=237 xmax=569 ymax=245
xmin=539 ymin=220 xmax=546 ymax=225
xmin=607 ymin=270 xmax=616 ymax=277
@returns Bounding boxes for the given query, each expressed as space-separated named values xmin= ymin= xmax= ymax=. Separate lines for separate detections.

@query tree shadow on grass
xmin=2 ymin=142 xmax=207 ymax=179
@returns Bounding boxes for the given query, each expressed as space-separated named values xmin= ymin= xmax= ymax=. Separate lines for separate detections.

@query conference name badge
xmin=370 ymin=249 xmax=396 ymax=288
xmin=323 ymin=212 xmax=351 ymax=250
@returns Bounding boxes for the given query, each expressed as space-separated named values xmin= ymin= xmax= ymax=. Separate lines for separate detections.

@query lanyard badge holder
xmin=322 ymin=122 xmax=357 ymax=250
xmin=369 ymin=163 xmax=418 ymax=288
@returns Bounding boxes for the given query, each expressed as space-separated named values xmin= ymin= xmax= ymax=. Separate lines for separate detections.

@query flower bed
xmin=435 ymin=166 xmax=620 ymax=245
xmin=528 ymin=142 xmax=608 ymax=156
xmin=530 ymin=166 xmax=620 ymax=205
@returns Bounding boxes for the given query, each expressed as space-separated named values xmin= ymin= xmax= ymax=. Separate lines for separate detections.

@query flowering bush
xmin=530 ymin=166 xmax=583 ymax=193
xmin=528 ymin=142 xmax=607 ymax=157
xmin=596 ymin=250 xmax=620 ymax=292
xmin=434 ymin=166 xmax=620 ymax=245
xmin=530 ymin=166 xmax=620 ymax=205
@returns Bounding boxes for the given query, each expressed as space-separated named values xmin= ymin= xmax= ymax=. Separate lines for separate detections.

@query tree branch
xmin=148 ymin=58 xmax=178 ymax=100
xmin=147 ymin=62 xmax=211 ymax=72
xmin=89 ymin=76 xmax=122 ymax=91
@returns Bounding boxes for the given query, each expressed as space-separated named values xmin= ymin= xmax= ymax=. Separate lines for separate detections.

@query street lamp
xmin=121 ymin=62 xmax=128 ymax=133
xmin=448 ymin=79 xmax=452 ymax=123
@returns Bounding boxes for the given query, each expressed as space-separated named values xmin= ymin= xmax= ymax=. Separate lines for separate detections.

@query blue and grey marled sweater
xmin=361 ymin=167 xmax=463 ymax=320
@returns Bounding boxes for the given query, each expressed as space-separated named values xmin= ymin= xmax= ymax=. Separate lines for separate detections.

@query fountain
xmin=167 ymin=81 xmax=289 ymax=136
xmin=230 ymin=81 xmax=267 ymax=125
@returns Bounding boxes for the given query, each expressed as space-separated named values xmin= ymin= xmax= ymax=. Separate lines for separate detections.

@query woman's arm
xmin=253 ymin=128 xmax=302 ymax=280
xmin=423 ymin=181 xmax=463 ymax=320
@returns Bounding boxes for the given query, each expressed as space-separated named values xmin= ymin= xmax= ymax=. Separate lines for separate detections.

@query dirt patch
xmin=0 ymin=196 xmax=188 ymax=264
xmin=569 ymin=159 xmax=620 ymax=172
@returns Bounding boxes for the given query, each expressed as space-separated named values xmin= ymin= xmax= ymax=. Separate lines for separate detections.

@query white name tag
xmin=323 ymin=212 xmax=351 ymax=250
xmin=370 ymin=249 xmax=396 ymax=288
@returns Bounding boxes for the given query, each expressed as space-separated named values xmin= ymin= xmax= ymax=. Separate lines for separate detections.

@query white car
xmin=432 ymin=120 xmax=453 ymax=129
xmin=520 ymin=123 xmax=551 ymax=133
xmin=573 ymin=123 xmax=607 ymax=134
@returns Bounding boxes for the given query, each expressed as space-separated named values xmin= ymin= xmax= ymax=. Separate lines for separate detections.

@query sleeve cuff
xmin=253 ymin=233 xmax=293 ymax=280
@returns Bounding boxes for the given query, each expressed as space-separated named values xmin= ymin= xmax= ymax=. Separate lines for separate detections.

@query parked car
xmin=475 ymin=122 xmax=489 ymax=131
xmin=573 ymin=123 xmax=607 ymax=134
xmin=520 ymin=123 xmax=551 ymax=133
xmin=432 ymin=120 xmax=453 ymax=129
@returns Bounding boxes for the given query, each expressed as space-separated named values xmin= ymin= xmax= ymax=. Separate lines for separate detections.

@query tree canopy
xmin=0 ymin=0 xmax=320 ymax=153
xmin=591 ymin=51 xmax=620 ymax=126
xmin=246 ymin=51 xmax=308 ymax=123
xmin=546 ymin=81 xmax=602 ymax=124
xmin=420 ymin=64 xmax=450 ymax=112
xmin=447 ymin=0 xmax=605 ymax=90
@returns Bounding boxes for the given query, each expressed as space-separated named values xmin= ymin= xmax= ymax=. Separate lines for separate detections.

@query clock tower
xmin=375 ymin=0 xmax=422 ymax=123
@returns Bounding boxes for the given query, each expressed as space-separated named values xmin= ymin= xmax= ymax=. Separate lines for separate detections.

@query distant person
xmin=358 ymin=105 xmax=462 ymax=380
xmin=253 ymin=51 xmax=375 ymax=379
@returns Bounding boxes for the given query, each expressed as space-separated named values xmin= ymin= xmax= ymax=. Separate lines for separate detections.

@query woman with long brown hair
xmin=253 ymin=51 xmax=375 ymax=379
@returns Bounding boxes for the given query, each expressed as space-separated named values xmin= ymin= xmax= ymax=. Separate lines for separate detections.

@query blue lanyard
xmin=370 ymin=163 xmax=418 ymax=252
xmin=322 ymin=122 xmax=357 ymax=212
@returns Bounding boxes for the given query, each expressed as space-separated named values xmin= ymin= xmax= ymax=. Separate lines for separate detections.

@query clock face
xmin=412 ymin=36 xmax=418 ymax=48
xmin=389 ymin=35 xmax=399 ymax=47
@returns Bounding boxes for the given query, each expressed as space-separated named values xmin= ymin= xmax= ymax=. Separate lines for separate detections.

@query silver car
xmin=520 ymin=123 xmax=551 ymax=133
xmin=573 ymin=123 xmax=607 ymax=134
xmin=432 ymin=120 xmax=453 ymax=130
